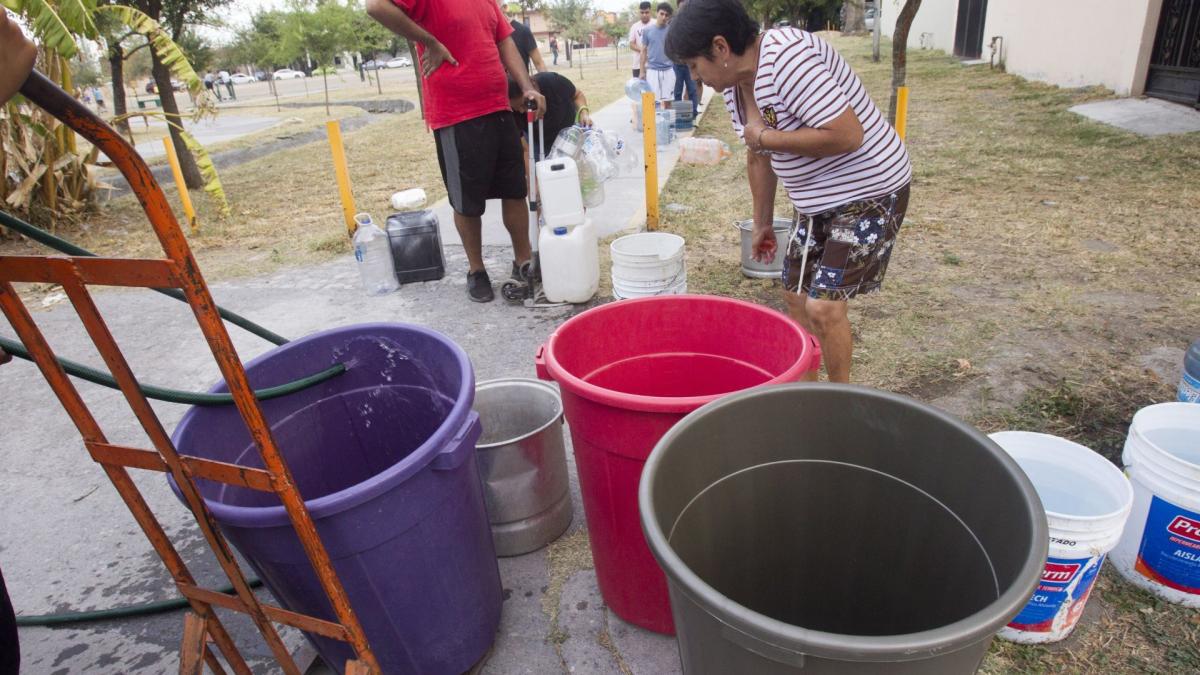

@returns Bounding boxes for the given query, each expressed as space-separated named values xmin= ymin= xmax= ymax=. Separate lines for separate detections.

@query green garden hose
xmin=0 ymin=335 xmax=343 ymax=406
xmin=15 ymin=579 xmax=263 ymax=627
xmin=0 ymin=210 xmax=289 ymax=346
xmin=0 ymin=209 xmax=348 ymax=404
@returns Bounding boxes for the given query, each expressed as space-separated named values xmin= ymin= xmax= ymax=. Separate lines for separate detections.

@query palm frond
xmin=56 ymin=0 xmax=98 ymax=40
xmin=173 ymin=124 xmax=229 ymax=218
xmin=96 ymin=5 xmax=203 ymax=97
xmin=7 ymin=0 xmax=80 ymax=58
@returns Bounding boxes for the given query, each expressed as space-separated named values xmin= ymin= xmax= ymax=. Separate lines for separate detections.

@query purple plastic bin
xmin=170 ymin=323 xmax=500 ymax=675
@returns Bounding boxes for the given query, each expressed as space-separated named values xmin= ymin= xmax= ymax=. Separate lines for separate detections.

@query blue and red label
xmin=1180 ymin=371 xmax=1200 ymax=403
xmin=1008 ymin=555 xmax=1103 ymax=633
xmin=1135 ymin=496 xmax=1200 ymax=595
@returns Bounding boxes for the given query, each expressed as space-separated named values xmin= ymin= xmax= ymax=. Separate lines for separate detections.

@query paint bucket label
xmin=1007 ymin=555 xmax=1104 ymax=633
xmin=1135 ymin=496 xmax=1200 ymax=594
xmin=1179 ymin=371 xmax=1200 ymax=403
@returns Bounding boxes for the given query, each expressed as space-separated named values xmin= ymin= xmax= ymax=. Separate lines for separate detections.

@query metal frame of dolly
xmin=0 ymin=71 xmax=380 ymax=675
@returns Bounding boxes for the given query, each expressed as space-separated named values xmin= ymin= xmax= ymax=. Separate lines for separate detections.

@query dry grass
xmin=654 ymin=34 xmax=1199 ymax=672
xmin=6 ymin=35 xmax=1197 ymax=672
xmin=2 ymin=56 xmax=633 ymax=281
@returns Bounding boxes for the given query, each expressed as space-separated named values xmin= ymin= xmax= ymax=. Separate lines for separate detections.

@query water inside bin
xmin=582 ymin=353 xmax=773 ymax=398
xmin=667 ymin=460 xmax=999 ymax=636
xmin=212 ymin=384 xmax=453 ymax=508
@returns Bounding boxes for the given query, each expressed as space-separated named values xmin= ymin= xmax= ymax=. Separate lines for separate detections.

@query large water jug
xmin=1181 ymin=338 xmax=1200 ymax=403
xmin=679 ymin=137 xmax=732 ymax=165
xmin=385 ymin=210 xmax=445 ymax=284
xmin=539 ymin=220 xmax=598 ymax=304
xmin=536 ymin=157 xmax=586 ymax=229
xmin=352 ymin=213 xmax=399 ymax=296
xmin=655 ymin=109 xmax=676 ymax=145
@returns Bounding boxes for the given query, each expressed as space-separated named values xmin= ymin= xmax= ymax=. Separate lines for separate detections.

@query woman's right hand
xmin=751 ymin=222 xmax=778 ymax=263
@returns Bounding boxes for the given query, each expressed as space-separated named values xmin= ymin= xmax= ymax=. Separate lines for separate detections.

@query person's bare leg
xmin=501 ymin=198 xmax=532 ymax=266
xmin=453 ymin=212 xmax=486 ymax=272
xmin=783 ymin=291 xmax=820 ymax=382
xmin=804 ymin=298 xmax=853 ymax=383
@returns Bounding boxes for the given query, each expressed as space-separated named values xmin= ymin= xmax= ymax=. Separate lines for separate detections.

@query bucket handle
xmin=535 ymin=343 xmax=551 ymax=381
xmin=432 ymin=410 xmax=481 ymax=471
xmin=720 ymin=623 xmax=806 ymax=668
xmin=806 ymin=333 xmax=822 ymax=374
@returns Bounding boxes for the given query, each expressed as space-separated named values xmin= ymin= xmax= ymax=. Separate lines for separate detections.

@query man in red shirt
xmin=367 ymin=0 xmax=546 ymax=303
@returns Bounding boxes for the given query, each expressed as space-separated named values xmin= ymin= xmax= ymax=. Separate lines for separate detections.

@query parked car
xmin=362 ymin=59 xmax=382 ymax=71
xmin=254 ymin=70 xmax=267 ymax=81
xmin=865 ymin=7 xmax=877 ymax=30
xmin=385 ymin=56 xmax=411 ymax=68
xmin=229 ymin=73 xmax=255 ymax=85
xmin=273 ymin=69 xmax=306 ymax=80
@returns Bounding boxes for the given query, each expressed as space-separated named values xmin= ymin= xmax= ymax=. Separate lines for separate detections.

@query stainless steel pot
xmin=735 ymin=216 xmax=795 ymax=279
xmin=474 ymin=378 xmax=573 ymax=556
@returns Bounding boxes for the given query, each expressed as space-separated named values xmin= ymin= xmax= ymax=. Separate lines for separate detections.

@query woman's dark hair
xmin=665 ymin=0 xmax=759 ymax=62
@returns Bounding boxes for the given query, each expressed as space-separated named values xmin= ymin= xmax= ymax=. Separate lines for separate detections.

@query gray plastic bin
xmin=639 ymin=384 xmax=1047 ymax=674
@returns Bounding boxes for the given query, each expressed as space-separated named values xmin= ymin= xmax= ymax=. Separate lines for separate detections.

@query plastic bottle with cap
xmin=1181 ymin=337 xmax=1200 ymax=403
xmin=352 ymin=213 xmax=399 ymax=296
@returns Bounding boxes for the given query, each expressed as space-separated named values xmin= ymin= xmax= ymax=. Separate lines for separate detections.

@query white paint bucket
xmin=1112 ymin=402 xmax=1200 ymax=607
xmin=990 ymin=431 xmax=1133 ymax=643
xmin=610 ymin=233 xmax=686 ymax=300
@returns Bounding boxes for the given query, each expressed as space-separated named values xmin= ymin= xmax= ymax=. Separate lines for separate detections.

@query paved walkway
xmin=434 ymin=88 xmax=716 ymax=248
xmin=1 ymin=88 xmax=718 ymax=673
xmin=1069 ymin=97 xmax=1200 ymax=136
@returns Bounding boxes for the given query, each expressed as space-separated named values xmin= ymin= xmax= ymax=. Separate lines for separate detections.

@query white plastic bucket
xmin=610 ymin=233 xmax=686 ymax=300
xmin=990 ymin=431 xmax=1133 ymax=643
xmin=1111 ymin=402 xmax=1200 ymax=607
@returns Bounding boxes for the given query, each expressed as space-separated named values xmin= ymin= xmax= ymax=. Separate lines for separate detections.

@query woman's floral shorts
xmin=783 ymin=184 xmax=911 ymax=301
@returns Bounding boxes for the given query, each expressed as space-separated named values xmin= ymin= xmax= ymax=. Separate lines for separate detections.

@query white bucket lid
xmin=990 ymin=432 xmax=1132 ymax=540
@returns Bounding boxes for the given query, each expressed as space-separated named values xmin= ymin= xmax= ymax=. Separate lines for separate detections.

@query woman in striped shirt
xmin=666 ymin=0 xmax=911 ymax=383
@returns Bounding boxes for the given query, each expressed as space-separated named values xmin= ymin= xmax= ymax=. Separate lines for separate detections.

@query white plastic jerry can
xmin=539 ymin=220 xmax=598 ymax=304
xmin=536 ymin=156 xmax=586 ymax=229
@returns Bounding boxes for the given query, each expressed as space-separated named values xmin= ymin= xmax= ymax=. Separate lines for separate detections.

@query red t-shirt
xmin=392 ymin=0 xmax=514 ymax=129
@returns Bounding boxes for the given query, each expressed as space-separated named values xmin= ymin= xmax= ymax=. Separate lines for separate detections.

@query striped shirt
xmin=724 ymin=29 xmax=911 ymax=215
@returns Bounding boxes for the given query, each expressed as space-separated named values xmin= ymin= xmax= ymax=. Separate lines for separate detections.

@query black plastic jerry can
xmin=385 ymin=210 xmax=445 ymax=284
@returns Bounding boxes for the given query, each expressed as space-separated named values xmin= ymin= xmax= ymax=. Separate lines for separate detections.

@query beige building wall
xmin=881 ymin=0 xmax=1166 ymax=96
xmin=879 ymin=0 xmax=960 ymax=54
xmin=981 ymin=0 xmax=1163 ymax=95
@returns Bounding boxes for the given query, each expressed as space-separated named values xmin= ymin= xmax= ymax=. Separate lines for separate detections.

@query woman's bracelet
xmin=756 ymin=127 xmax=770 ymax=152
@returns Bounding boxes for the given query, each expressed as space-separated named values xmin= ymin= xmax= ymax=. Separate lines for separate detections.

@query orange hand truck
xmin=0 ymin=71 xmax=378 ymax=675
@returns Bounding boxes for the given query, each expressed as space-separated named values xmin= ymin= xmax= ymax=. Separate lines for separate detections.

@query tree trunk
xmin=151 ymin=51 xmax=203 ymax=189
xmin=322 ymin=69 xmax=330 ymax=117
xmin=888 ymin=0 xmax=923 ymax=125
xmin=408 ymin=41 xmax=424 ymax=120
xmin=107 ymin=46 xmax=132 ymax=138
xmin=842 ymin=0 xmax=866 ymax=34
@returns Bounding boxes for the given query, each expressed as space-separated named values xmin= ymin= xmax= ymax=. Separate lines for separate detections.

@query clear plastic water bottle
xmin=352 ymin=213 xmax=399 ymax=296
xmin=624 ymin=77 xmax=653 ymax=101
xmin=1180 ymin=338 xmax=1200 ymax=403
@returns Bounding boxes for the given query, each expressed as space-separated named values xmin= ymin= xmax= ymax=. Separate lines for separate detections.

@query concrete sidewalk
xmin=0 ymin=87 xmax=720 ymax=672
xmin=432 ymin=88 xmax=716 ymax=252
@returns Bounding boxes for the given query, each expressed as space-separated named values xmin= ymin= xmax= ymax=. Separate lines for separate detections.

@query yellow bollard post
xmin=162 ymin=137 xmax=198 ymax=233
xmin=641 ymin=90 xmax=658 ymax=232
xmin=326 ymin=120 xmax=357 ymax=237
xmin=895 ymin=86 xmax=910 ymax=142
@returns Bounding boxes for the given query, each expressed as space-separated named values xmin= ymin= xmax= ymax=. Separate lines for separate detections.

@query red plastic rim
xmin=542 ymin=295 xmax=816 ymax=414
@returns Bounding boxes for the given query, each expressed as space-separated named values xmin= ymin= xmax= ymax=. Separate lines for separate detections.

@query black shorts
xmin=434 ymin=111 xmax=527 ymax=218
